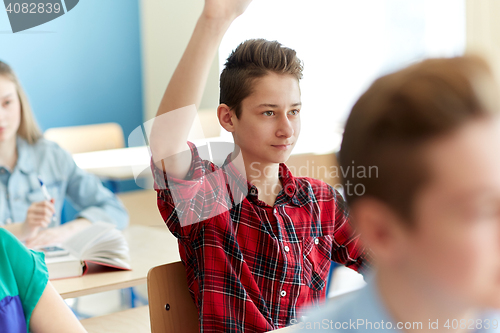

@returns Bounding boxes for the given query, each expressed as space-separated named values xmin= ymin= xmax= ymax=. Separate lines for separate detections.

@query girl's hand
xmin=22 ymin=199 xmax=55 ymax=240
xmin=26 ymin=218 xmax=91 ymax=249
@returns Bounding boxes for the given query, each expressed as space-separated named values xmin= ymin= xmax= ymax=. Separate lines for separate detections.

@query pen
xmin=38 ymin=176 xmax=56 ymax=223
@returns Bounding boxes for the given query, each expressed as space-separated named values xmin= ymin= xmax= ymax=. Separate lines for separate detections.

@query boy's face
xmin=400 ymin=117 xmax=500 ymax=308
xmin=231 ymin=72 xmax=301 ymax=165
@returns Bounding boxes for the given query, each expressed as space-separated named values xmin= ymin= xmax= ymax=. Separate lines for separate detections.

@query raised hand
xmin=202 ymin=0 xmax=253 ymax=22
xmin=152 ymin=0 xmax=252 ymax=180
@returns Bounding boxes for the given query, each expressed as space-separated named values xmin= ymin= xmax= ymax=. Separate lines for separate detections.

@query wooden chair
xmin=116 ymin=190 xmax=165 ymax=227
xmin=147 ymin=262 xmax=199 ymax=333
xmin=45 ymin=122 xmax=126 ymax=192
xmin=197 ymin=108 xmax=221 ymax=138
xmin=286 ymin=152 xmax=340 ymax=188
xmin=44 ymin=122 xmax=125 ymax=154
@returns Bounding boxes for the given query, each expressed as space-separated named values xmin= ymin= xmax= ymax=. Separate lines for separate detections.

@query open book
xmin=44 ymin=222 xmax=131 ymax=280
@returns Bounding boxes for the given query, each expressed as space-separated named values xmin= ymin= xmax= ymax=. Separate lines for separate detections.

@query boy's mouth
xmin=271 ymin=144 xmax=292 ymax=150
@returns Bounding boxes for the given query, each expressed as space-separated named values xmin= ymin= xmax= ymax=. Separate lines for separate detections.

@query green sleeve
xmin=0 ymin=229 xmax=49 ymax=330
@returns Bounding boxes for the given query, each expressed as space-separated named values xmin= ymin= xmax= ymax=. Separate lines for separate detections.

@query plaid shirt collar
xmin=221 ymin=154 xmax=309 ymax=207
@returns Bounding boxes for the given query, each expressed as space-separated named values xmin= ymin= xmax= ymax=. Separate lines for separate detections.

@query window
xmin=219 ymin=0 xmax=465 ymax=153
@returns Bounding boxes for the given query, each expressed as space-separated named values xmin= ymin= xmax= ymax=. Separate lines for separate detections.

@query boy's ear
xmin=351 ymin=197 xmax=409 ymax=265
xmin=217 ymin=104 xmax=235 ymax=132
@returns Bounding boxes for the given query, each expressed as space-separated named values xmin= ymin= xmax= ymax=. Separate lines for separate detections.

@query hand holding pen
xmin=23 ymin=177 xmax=56 ymax=242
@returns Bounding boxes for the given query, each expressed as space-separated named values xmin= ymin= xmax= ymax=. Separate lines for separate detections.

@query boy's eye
xmin=289 ymin=109 xmax=300 ymax=116
xmin=263 ymin=111 xmax=274 ymax=116
xmin=3 ymin=100 xmax=11 ymax=106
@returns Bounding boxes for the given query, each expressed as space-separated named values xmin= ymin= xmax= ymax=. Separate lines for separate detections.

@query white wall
xmin=140 ymin=0 xmax=500 ymax=123
xmin=139 ymin=0 xmax=220 ymax=122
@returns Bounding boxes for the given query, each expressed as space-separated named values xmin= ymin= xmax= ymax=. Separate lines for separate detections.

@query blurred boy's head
xmin=218 ymin=39 xmax=303 ymax=164
xmin=340 ymin=56 xmax=500 ymax=308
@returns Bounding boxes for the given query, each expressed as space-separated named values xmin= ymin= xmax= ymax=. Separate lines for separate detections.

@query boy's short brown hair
xmin=219 ymin=39 xmax=303 ymax=118
xmin=339 ymin=56 xmax=499 ymax=223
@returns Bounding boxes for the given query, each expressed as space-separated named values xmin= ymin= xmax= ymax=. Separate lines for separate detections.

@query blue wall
xmin=0 ymin=0 xmax=143 ymax=142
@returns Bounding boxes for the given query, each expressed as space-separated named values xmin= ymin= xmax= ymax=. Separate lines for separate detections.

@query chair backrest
xmin=286 ymin=152 xmax=340 ymax=187
xmin=44 ymin=122 xmax=125 ymax=154
xmin=117 ymin=190 xmax=165 ymax=227
xmin=197 ymin=108 xmax=221 ymax=138
xmin=147 ymin=261 xmax=199 ymax=333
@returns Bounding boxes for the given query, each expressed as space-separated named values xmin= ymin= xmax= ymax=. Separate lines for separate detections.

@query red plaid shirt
xmin=153 ymin=142 xmax=369 ymax=332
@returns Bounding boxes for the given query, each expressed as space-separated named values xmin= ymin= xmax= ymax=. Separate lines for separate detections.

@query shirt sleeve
xmin=0 ymin=229 xmax=48 ymax=329
xmin=151 ymin=142 xmax=230 ymax=238
xmin=329 ymin=186 xmax=372 ymax=274
xmin=56 ymin=146 xmax=129 ymax=230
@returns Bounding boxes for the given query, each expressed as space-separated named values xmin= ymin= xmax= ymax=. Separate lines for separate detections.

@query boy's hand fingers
xmin=203 ymin=0 xmax=253 ymax=21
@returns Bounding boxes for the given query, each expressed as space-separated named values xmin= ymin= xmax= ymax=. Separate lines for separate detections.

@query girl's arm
xmin=29 ymin=282 xmax=87 ymax=333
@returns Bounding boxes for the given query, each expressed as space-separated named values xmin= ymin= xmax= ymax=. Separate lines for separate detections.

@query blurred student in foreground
xmin=294 ymin=56 xmax=500 ymax=332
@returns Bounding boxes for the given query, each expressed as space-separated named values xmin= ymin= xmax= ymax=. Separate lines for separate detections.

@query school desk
xmin=52 ymin=225 xmax=180 ymax=299
xmin=80 ymin=306 xmax=150 ymax=333
xmin=72 ymin=146 xmax=149 ymax=180
xmin=71 ymin=137 xmax=230 ymax=181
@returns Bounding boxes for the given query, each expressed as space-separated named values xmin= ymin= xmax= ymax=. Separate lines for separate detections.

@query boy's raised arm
xmin=150 ymin=0 xmax=252 ymax=180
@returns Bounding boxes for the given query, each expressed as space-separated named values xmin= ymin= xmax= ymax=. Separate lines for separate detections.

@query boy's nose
xmin=276 ymin=115 xmax=294 ymax=138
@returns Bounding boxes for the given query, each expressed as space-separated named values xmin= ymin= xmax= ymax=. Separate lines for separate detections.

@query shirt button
xmin=284 ymin=245 xmax=290 ymax=252
xmin=314 ymin=238 xmax=319 ymax=245
xmin=280 ymin=290 xmax=287 ymax=297
xmin=250 ymin=188 xmax=257 ymax=196
xmin=273 ymin=208 xmax=277 ymax=214
xmin=5 ymin=218 xmax=12 ymax=224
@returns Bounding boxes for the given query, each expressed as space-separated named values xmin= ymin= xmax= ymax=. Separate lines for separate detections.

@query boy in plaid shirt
xmin=149 ymin=1 xmax=369 ymax=331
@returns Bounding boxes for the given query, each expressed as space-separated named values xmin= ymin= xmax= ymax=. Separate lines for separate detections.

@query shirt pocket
xmin=302 ymin=235 xmax=333 ymax=291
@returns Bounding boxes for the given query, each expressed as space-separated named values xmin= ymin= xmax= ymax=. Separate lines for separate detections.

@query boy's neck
xmin=230 ymin=149 xmax=283 ymax=206
xmin=376 ymin=269 xmax=478 ymax=333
